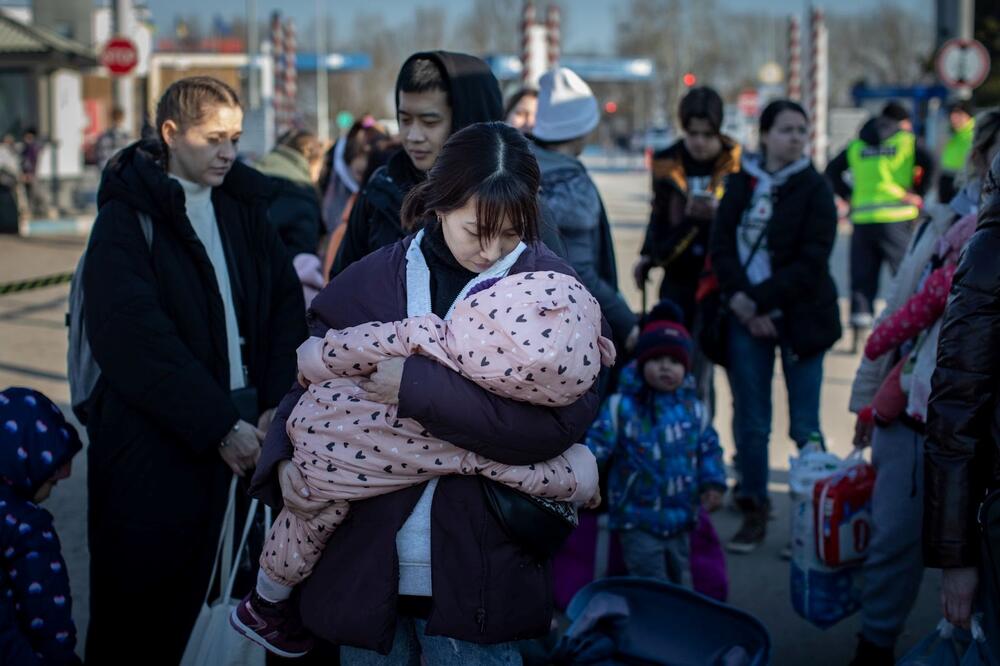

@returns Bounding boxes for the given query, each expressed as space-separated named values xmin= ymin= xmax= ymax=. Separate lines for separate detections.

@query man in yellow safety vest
xmin=938 ymin=101 xmax=975 ymax=204
xmin=825 ymin=102 xmax=934 ymax=338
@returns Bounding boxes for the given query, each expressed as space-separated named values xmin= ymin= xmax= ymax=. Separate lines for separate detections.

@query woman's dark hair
xmin=679 ymin=87 xmax=724 ymax=134
xmin=155 ymin=76 xmax=241 ymax=146
xmin=504 ymin=87 xmax=538 ymax=119
xmin=401 ymin=121 xmax=540 ymax=243
xmin=759 ymin=99 xmax=808 ymax=134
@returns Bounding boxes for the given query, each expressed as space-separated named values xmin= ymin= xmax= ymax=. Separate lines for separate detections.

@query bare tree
xmin=454 ymin=0 xmax=521 ymax=54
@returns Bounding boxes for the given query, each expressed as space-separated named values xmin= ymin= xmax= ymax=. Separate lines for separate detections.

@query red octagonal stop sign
xmin=101 ymin=36 xmax=138 ymax=75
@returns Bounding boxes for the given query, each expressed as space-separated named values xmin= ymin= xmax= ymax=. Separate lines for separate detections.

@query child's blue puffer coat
xmin=585 ymin=362 xmax=726 ymax=538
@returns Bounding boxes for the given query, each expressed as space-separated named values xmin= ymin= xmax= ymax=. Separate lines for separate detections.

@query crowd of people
xmin=1 ymin=46 xmax=999 ymax=666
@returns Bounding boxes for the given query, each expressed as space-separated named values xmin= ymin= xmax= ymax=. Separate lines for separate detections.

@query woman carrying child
xmin=251 ymin=121 xmax=609 ymax=663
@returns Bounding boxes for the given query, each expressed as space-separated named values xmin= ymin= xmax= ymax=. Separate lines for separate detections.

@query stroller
xmin=550 ymin=577 xmax=770 ymax=666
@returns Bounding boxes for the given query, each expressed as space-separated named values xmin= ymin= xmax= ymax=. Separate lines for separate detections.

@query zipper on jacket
xmin=477 ymin=502 xmax=489 ymax=634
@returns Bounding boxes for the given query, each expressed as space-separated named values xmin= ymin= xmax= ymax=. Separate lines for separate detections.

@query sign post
xmin=936 ymin=38 xmax=991 ymax=96
xmin=101 ymin=36 xmax=139 ymax=76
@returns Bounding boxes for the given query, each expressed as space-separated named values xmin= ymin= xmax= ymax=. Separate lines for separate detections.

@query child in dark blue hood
xmin=0 ymin=387 xmax=82 ymax=665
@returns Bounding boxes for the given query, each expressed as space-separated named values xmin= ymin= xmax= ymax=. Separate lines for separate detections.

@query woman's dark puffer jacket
xmin=709 ymin=164 xmax=842 ymax=359
xmin=925 ymin=177 xmax=1000 ymax=569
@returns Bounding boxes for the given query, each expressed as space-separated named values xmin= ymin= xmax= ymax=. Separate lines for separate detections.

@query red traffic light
xmin=604 ymin=101 xmax=618 ymax=114
xmin=682 ymin=72 xmax=697 ymax=87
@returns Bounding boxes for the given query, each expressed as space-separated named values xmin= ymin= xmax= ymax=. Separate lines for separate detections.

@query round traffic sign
xmin=101 ymin=36 xmax=139 ymax=76
xmin=936 ymin=38 xmax=990 ymax=90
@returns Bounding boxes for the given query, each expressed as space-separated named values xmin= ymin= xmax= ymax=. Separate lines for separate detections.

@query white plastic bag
xmin=788 ymin=445 xmax=863 ymax=628
xmin=181 ymin=477 xmax=271 ymax=666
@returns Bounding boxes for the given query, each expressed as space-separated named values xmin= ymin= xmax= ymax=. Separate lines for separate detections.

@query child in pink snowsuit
xmin=233 ymin=271 xmax=614 ymax=656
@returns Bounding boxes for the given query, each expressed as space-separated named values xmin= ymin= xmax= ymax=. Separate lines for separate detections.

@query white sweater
xmin=173 ymin=175 xmax=245 ymax=391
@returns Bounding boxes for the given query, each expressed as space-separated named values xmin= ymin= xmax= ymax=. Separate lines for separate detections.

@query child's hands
xmin=701 ymin=488 xmax=723 ymax=512
xmin=584 ymin=487 xmax=602 ymax=510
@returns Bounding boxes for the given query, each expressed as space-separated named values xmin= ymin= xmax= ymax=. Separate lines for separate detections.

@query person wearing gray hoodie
xmin=530 ymin=67 xmax=637 ymax=355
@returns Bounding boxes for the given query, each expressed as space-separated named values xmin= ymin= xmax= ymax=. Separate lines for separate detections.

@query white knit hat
xmin=532 ymin=67 xmax=599 ymax=143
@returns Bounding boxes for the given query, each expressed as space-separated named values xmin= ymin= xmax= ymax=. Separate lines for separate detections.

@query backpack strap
xmin=136 ymin=211 xmax=153 ymax=249
xmin=608 ymin=393 xmax=622 ymax=435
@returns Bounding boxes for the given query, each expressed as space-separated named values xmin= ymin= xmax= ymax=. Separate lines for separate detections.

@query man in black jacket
xmin=330 ymin=52 xmax=503 ymax=277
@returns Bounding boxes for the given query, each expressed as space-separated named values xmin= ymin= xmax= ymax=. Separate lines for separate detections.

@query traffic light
xmin=682 ymin=72 xmax=697 ymax=87
xmin=604 ymin=101 xmax=618 ymax=114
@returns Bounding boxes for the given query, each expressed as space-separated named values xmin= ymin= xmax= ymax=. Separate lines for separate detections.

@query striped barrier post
xmin=546 ymin=4 xmax=561 ymax=70
xmin=787 ymin=15 xmax=801 ymax=101
xmin=808 ymin=6 xmax=828 ymax=168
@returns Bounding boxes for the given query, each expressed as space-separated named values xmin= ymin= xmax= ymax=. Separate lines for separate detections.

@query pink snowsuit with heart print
xmin=261 ymin=271 xmax=615 ymax=588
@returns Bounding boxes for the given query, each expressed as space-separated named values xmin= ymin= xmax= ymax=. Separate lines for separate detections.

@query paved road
xmin=0 ymin=162 xmax=938 ymax=664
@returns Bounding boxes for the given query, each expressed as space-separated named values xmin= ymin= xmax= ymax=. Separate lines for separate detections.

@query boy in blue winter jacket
xmin=0 ymin=387 xmax=82 ymax=665
xmin=586 ymin=304 xmax=726 ymax=584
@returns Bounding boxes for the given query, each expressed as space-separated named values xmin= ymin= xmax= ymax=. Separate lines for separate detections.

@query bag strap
xmin=201 ymin=475 xmax=238 ymax=606
xmin=137 ymin=211 xmax=153 ymax=249
xmin=740 ymin=218 xmax=769 ymax=272
xmin=608 ymin=394 xmax=622 ymax=435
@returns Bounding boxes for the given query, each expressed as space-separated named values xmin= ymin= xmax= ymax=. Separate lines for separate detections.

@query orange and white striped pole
xmin=787 ymin=15 xmax=801 ymax=101
xmin=520 ymin=1 xmax=536 ymax=86
xmin=807 ymin=6 xmax=828 ymax=168
xmin=545 ymin=4 xmax=561 ymax=70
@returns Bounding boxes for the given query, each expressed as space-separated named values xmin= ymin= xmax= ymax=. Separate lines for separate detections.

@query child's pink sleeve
xmin=297 ymin=314 xmax=462 ymax=384
xmin=864 ymin=264 xmax=957 ymax=361
xmin=465 ymin=444 xmax=598 ymax=504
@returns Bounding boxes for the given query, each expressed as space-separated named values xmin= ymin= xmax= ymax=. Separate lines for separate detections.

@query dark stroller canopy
xmin=553 ymin=577 xmax=771 ymax=666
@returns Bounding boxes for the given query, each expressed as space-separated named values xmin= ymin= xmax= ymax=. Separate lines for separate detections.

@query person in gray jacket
xmin=530 ymin=67 xmax=637 ymax=354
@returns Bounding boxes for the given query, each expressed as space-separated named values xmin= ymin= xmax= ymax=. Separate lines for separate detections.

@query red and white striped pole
xmin=787 ymin=15 xmax=801 ymax=102
xmin=520 ymin=1 xmax=536 ymax=86
xmin=271 ymin=11 xmax=285 ymax=137
xmin=807 ymin=6 xmax=828 ymax=168
xmin=284 ymin=18 xmax=297 ymax=130
xmin=545 ymin=4 xmax=560 ymax=70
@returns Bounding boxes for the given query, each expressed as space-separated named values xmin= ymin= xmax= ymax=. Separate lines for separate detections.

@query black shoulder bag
xmin=699 ymin=204 xmax=771 ymax=368
xmin=481 ymin=479 xmax=579 ymax=561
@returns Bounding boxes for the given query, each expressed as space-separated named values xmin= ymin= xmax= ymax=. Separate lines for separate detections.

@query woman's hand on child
xmin=277 ymin=460 xmax=334 ymax=520
xmin=358 ymin=357 xmax=405 ymax=404
xmin=219 ymin=420 xmax=261 ymax=477
xmin=584 ymin=487 xmax=602 ymax=510
xmin=700 ymin=489 xmax=723 ymax=512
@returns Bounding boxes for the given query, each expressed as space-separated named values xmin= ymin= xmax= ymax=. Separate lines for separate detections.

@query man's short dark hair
xmin=398 ymin=57 xmax=447 ymax=96
xmin=949 ymin=100 xmax=974 ymax=116
xmin=881 ymin=101 xmax=910 ymax=122
xmin=679 ymin=87 xmax=724 ymax=134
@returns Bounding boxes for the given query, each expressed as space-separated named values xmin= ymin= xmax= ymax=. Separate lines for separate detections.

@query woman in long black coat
xmin=82 ymin=77 xmax=305 ymax=664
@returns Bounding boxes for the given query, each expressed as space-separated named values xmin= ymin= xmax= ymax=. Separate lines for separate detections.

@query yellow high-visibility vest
xmin=941 ymin=117 xmax=975 ymax=173
xmin=846 ymin=131 xmax=919 ymax=224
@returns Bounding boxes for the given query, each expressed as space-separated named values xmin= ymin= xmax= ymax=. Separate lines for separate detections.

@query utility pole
xmin=111 ymin=0 xmax=136 ymax=134
xmin=248 ymin=0 xmax=259 ymax=109
xmin=315 ymin=0 xmax=329 ymax=142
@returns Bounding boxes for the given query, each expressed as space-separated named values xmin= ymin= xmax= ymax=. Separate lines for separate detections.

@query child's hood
xmin=0 ymin=387 xmax=82 ymax=497
xmin=453 ymin=271 xmax=616 ymax=405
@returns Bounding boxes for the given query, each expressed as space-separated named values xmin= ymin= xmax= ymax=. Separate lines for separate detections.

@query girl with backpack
xmin=81 ymin=76 xmax=306 ymax=663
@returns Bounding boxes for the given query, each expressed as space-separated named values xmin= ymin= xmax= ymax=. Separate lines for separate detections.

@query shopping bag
xmin=898 ymin=619 xmax=971 ymax=666
xmin=690 ymin=506 xmax=728 ymax=602
xmin=789 ymin=446 xmax=863 ymax=628
xmin=181 ymin=476 xmax=271 ymax=666
xmin=960 ymin=616 xmax=999 ymax=666
xmin=813 ymin=460 xmax=876 ymax=567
